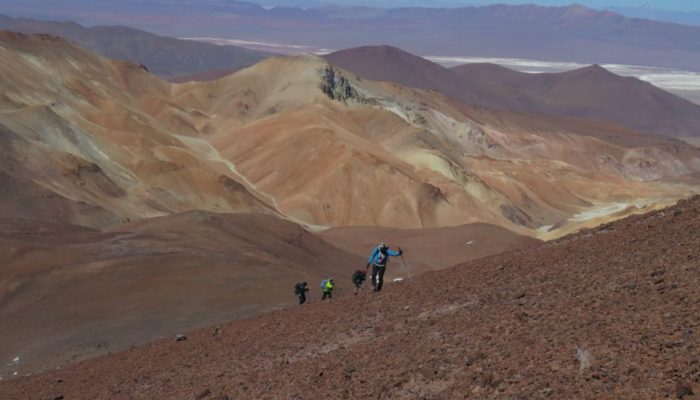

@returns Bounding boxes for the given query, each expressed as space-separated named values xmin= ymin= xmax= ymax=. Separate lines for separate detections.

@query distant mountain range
xmin=3 ymin=13 xmax=696 ymax=140
xmin=325 ymin=46 xmax=700 ymax=139
xmin=0 ymin=15 xmax=271 ymax=78
xmin=3 ymin=1 xmax=700 ymax=72
xmin=607 ymin=6 xmax=700 ymax=26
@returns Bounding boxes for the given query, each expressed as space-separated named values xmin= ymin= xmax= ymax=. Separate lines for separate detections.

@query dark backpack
xmin=352 ymin=270 xmax=366 ymax=283
xmin=294 ymin=283 xmax=305 ymax=295
xmin=376 ymin=249 xmax=387 ymax=265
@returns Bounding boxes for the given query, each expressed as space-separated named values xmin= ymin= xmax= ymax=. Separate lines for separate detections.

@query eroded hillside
xmin=0 ymin=32 xmax=699 ymax=237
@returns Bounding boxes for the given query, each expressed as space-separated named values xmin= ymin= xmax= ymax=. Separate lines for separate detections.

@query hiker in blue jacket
xmin=366 ymin=242 xmax=402 ymax=292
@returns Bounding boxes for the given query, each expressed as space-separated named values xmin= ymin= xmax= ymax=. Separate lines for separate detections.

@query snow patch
xmin=568 ymin=203 xmax=643 ymax=222
xmin=537 ymin=225 xmax=554 ymax=234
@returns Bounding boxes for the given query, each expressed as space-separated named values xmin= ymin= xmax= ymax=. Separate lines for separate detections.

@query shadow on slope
xmin=0 ymin=212 xmax=362 ymax=377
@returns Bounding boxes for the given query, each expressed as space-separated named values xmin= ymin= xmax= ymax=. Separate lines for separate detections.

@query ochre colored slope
xmin=1 ymin=31 xmax=699 ymax=235
xmin=0 ymin=32 xmax=274 ymax=228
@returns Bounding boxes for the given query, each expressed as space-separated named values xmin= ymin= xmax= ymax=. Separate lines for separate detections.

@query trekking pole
xmin=399 ymin=251 xmax=413 ymax=280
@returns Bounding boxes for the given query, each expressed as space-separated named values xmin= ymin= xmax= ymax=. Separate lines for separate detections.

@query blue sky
xmin=256 ymin=1 xmax=700 ymax=12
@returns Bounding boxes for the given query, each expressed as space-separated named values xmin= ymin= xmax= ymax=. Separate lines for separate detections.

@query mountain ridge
xmin=6 ymin=1 xmax=698 ymax=72
xmin=325 ymin=45 xmax=700 ymax=138
xmin=0 ymin=15 xmax=272 ymax=78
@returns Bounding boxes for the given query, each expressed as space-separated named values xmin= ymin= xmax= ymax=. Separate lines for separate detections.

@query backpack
xmin=294 ymin=283 xmax=304 ymax=295
xmin=320 ymin=279 xmax=328 ymax=290
xmin=376 ymin=249 xmax=387 ymax=265
xmin=353 ymin=270 xmax=366 ymax=283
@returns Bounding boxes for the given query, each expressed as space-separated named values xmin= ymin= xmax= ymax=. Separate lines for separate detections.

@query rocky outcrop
xmin=319 ymin=65 xmax=365 ymax=104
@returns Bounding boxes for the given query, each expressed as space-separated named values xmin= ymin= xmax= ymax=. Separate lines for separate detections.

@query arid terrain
xmin=0 ymin=212 xmax=539 ymax=377
xmin=0 ymin=212 xmax=364 ymax=377
xmin=1 ymin=29 xmax=700 ymax=386
xmin=1 ymin=32 xmax=698 ymax=234
xmin=1 ymin=196 xmax=697 ymax=399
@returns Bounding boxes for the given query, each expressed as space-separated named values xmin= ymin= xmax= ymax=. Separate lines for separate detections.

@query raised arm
xmin=387 ymin=247 xmax=402 ymax=257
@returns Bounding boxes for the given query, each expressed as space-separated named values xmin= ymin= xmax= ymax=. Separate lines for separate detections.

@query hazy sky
xmin=257 ymin=1 xmax=700 ymax=12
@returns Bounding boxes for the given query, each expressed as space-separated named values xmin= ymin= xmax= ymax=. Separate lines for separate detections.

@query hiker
xmin=352 ymin=269 xmax=367 ymax=295
xmin=294 ymin=281 xmax=309 ymax=305
xmin=321 ymin=278 xmax=335 ymax=300
xmin=366 ymin=242 xmax=402 ymax=292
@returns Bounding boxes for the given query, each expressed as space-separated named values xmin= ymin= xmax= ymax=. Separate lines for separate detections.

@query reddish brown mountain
xmin=2 ymin=196 xmax=698 ymax=399
xmin=325 ymin=45 xmax=700 ymax=138
xmin=4 ymin=31 xmax=697 ymax=235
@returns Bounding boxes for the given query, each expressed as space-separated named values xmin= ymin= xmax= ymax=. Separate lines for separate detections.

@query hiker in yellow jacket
xmin=321 ymin=278 xmax=335 ymax=300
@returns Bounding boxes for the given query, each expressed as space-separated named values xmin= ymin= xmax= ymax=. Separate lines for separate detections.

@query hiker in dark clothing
xmin=366 ymin=242 xmax=402 ymax=292
xmin=352 ymin=270 xmax=367 ymax=295
xmin=294 ymin=282 xmax=309 ymax=305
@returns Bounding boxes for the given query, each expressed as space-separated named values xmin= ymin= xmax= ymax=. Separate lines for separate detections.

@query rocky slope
xmin=2 ymin=196 xmax=698 ymax=399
